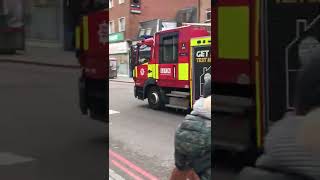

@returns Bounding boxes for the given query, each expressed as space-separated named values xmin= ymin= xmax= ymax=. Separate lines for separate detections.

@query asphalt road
xmin=109 ymin=81 xmax=182 ymax=179
xmin=0 ymin=63 xmax=107 ymax=180
xmin=109 ymin=81 xmax=239 ymax=180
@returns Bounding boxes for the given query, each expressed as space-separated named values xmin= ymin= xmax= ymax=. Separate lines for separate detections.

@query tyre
xmin=147 ymin=86 xmax=163 ymax=110
xmin=89 ymin=97 xmax=107 ymax=122
xmin=79 ymin=77 xmax=88 ymax=115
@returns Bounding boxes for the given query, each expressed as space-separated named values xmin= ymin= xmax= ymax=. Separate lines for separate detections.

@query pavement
xmin=0 ymin=63 xmax=107 ymax=180
xmin=0 ymin=46 xmax=80 ymax=68
xmin=0 ymin=45 xmax=134 ymax=83
xmin=109 ymin=76 xmax=134 ymax=83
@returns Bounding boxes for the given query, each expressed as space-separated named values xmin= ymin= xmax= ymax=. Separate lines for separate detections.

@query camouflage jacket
xmin=174 ymin=97 xmax=212 ymax=179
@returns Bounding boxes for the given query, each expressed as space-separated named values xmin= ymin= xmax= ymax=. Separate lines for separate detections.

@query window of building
xmin=109 ymin=0 xmax=113 ymax=8
xmin=109 ymin=21 xmax=115 ymax=34
xmin=181 ymin=12 xmax=187 ymax=23
xmin=160 ymin=33 xmax=179 ymax=64
xmin=146 ymin=28 xmax=152 ymax=36
xmin=119 ymin=0 xmax=125 ymax=4
xmin=206 ymin=9 xmax=211 ymax=22
xmin=118 ymin=17 xmax=125 ymax=32
xmin=139 ymin=28 xmax=146 ymax=37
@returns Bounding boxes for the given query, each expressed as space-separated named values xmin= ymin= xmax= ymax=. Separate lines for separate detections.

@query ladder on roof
xmin=182 ymin=23 xmax=211 ymax=34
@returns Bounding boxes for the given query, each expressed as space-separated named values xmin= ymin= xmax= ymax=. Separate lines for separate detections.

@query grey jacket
xmin=174 ymin=96 xmax=212 ymax=179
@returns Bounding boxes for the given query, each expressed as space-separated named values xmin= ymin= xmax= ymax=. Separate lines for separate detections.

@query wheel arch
xmin=143 ymin=78 xmax=157 ymax=99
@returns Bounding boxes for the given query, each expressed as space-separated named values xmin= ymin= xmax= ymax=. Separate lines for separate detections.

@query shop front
xmin=0 ymin=0 xmax=28 ymax=52
xmin=109 ymin=32 xmax=130 ymax=77
xmin=25 ymin=0 xmax=63 ymax=44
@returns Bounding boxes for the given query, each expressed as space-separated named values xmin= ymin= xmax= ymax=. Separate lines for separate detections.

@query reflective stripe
xmin=134 ymin=66 xmax=138 ymax=77
xmin=83 ymin=16 xmax=89 ymax=51
xmin=255 ymin=61 xmax=262 ymax=148
xmin=218 ymin=6 xmax=249 ymax=60
xmin=178 ymin=63 xmax=189 ymax=81
xmin=75 ymin=26 xmax=80 ymax=49
xmin=255 ymin=0 xmax=260 ymax=57
xmin=156 ymin=64 xmax=159 ymax=79
xmin=190 ymin=36 xmax=211 ymax=47
xmin=190 ymin=48 xmax=193 ymax=108
xmin=255 ymin=0 xmax=262 ymax=148
xmin=148 ymin=64 xmax=159 ymax=79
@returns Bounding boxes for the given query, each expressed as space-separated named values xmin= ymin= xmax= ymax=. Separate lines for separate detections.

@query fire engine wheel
xmin=147 ymin=86 xmax=163 ymax=110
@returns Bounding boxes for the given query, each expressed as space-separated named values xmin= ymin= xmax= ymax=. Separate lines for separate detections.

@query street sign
xmin=109 ymin=32 xmax=124 ymax=43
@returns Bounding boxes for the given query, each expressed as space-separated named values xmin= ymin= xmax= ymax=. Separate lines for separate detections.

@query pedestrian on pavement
xmin=238 ymin=55 xmax=320 ymax=180
xmin=171 ymin=79 xmax=212 ymax=180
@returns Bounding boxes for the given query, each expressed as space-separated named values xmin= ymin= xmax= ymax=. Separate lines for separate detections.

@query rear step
xmin=214 ymin=95 xmax=253 ymax=114
xmin=214 ymin=95 xmax=253 ymax=107
xmin=166 ymin=91 xmax=190 ymax=110
xmin=214 ymin=106 xmax=247 ymax=114
xmin=214 ymin=140 xmax=249 ymax=152
xmin=166 ymin=91 xmax=190 ymax=97
xmin=165 ymin=104 xmax=189 ymax=110
xmin=166 ymin=93 xmax=188 ymax=98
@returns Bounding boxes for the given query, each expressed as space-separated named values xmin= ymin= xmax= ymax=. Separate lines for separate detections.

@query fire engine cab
xmin=130 ymin=26 xmax=211 ymax=110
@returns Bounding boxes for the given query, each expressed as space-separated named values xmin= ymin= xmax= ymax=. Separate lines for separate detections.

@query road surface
xmin=109 ymin=81 xmax=238 ymax=180
xmin=0 ymin=63 xmax=107 ymax=180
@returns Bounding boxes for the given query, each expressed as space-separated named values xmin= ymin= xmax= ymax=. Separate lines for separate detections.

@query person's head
xmin=294 ymin=56 xmax=320 ymax=115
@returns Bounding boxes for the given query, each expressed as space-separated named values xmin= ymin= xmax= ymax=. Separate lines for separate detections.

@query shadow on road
xmin=88 ymin=135 xmax=108 ymax=146
xmin=135 ymin=104 xmax=189 ymax=116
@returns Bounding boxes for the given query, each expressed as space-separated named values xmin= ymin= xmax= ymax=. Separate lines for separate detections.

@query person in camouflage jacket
xmin=174 ymin=80 xmax=212 ymax=179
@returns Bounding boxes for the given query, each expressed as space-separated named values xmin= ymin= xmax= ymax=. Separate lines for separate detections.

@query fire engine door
xmin=157 ymin=32 xmax=180 ymax=84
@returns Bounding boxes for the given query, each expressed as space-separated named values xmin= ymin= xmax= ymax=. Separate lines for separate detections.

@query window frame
xmin=118 ymin=17 xmax=126 ymax=32
xmin=109 ymin=0 xmax=114 ymax=8
xmin=159 ymin=32 xmax=179 ymax=64
xmin=109 ymin=20 xmax=115 ymax=34
xmin=139 ymin=28 xmax=146 ymax=37
xmin=146 ymin=28 xmax=152 ymax=36
xmin=206 ymin=9 xmax=211 ymax=22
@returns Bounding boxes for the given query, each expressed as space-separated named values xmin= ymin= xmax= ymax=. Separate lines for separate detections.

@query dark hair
xmin=294 ymin=57 xmax=320 ymax=115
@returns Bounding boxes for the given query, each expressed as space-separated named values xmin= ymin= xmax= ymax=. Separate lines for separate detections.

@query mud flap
xmin=86 ymin=79 xmax=107 ymax=122
xmin=79 ymin=76 xmax=88 ymax=115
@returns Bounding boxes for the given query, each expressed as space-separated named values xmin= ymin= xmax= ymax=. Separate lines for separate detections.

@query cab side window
xmin=159 ymin=33 xmax=179 ymax=64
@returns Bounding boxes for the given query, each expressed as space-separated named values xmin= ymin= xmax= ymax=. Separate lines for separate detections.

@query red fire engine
xmin=130 ymin=26 xmax=211 ymax=110
xmin=76 ymin=2 xmax=107 ymax=121
xmin=212 ymin=0 xmax=320 ymax=163
xmin=131 ymin=0 xmax=319 ymax=165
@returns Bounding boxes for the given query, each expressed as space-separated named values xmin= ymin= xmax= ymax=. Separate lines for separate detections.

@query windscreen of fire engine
xmin=137 ymin=45 xmax=151 ymax=65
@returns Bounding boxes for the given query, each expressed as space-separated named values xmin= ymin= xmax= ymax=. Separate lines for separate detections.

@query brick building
xmin=109 ymin=0 xmax=199 ymax=76
xmin=199 ymin=0 xmax=211 ymax=23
